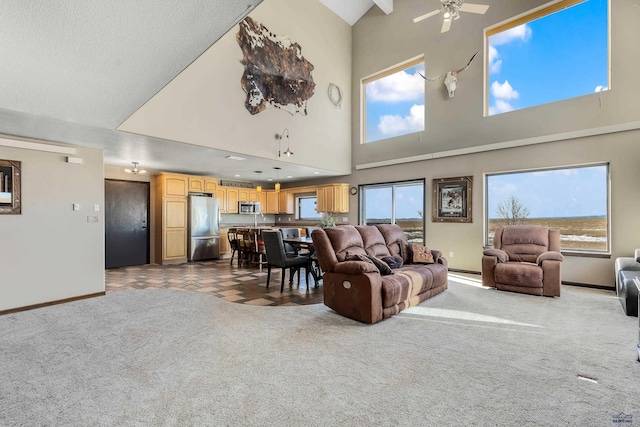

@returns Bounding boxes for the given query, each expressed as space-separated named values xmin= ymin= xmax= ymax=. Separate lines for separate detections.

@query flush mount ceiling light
xmin=124 ymin=162 xmax=146 ymax=174
xmin=225 ymin=155 xmax=246 ymax=161
xmin=275 ymin=128 xmax=293 ymax=157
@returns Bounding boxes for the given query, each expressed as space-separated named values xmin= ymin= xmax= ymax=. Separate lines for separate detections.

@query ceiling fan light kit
xmin=413 ymin=0 xmax=489 ymax=33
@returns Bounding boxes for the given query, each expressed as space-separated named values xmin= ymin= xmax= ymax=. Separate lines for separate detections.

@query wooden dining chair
xmin=262 ymin=230 xmax=309 ymax=292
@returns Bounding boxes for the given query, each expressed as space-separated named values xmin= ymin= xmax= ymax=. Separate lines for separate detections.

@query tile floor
xmin=106 ymin=260 xmax=323 ymax=306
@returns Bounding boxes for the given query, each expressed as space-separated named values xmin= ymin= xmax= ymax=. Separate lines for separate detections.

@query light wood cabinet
xmin=265 ymin=190 xmax=279 ymax=214
xmin=155 ymin=174 xmax=189 ymax=264
xmin=259 ymin=191 xmax=267 ymax=211
xmin=204 ymin=178 xmax=217 ymax=193
xmin=316 ymin=184 xmax=349 ymax=213
xmin=219 ymin=228 xmax=230 ymax=257
xmin=188 ymin=177 xmax=204 ymax=192
xmin=278 ymin=190 xmax=294 ymax=214
xmin=161 ymin=173 xmax=188 ymax=197
xmin=215 ymin=188 xmax=226 ymax=211
xmin=249 ymin=190 xmax=259 ymax=202
xmin=238 ymin=189 xmax=250 ymax=202
xmin=225 ymin=188 xmax=239 ymax=213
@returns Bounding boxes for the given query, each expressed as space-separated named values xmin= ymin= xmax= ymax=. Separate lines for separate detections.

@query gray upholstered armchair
xmin=482 ymin=225 xmax=563 ymax=297
xmin=614 ymin=249 xmax=640 ymax=316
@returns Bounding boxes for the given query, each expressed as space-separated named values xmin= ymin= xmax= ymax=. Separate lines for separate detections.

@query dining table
xmin=282 ymin=236 xmax=322 ymax=285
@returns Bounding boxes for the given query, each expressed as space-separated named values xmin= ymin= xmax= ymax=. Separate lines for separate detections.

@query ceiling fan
xmin=413 ymin=0 xmax=489 ymax=33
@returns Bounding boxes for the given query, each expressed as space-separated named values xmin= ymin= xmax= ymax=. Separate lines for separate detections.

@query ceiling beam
xmin=373 ymin=0 xmax=393 ymax=15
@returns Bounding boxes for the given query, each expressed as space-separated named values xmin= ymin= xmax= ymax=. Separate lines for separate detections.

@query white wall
xmin=0 ymin=144 xmax=105 ymax=311
xmin=118 ymin=0 xmax=353 ymax=175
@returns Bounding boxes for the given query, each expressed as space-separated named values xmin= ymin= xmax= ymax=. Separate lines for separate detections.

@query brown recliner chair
xmin=482 ymin=225 xmax=563 ymax=297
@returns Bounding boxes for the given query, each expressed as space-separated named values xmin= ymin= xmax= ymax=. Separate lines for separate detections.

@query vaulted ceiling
xmin=0 ymin=0 xmax=391 ymax=180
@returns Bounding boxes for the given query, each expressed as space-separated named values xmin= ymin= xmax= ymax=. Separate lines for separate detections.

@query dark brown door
xmin=105 ymin=179 xmax=149 ymax=269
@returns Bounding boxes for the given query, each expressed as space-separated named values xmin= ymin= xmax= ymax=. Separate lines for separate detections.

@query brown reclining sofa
xmin=311 ymin=224 xmax=448 ymax=323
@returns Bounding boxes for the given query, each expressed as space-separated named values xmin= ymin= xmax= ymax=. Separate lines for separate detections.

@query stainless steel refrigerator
xmin=188 ymin=194 xmax=221 ymax=262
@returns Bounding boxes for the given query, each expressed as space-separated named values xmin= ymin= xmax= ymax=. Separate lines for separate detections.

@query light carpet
xmin=0 ymin=276 xmax=638 ymax=426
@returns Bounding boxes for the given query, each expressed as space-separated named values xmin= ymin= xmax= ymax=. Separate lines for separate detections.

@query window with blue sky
xmin=487 ymin=0 xmax=609 ymax=116
xmin=360 ymin=180 xmax=425 ymax=243
xmin=363 ymin=58 xmax=425 ymax=143
xmin=486 ymin=164 xmax=609 ymax=252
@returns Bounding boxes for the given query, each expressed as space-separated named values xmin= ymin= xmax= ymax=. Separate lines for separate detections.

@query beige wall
xmin=351 ymin=0 xmax=639 ymax=167
xmin=347 ymin=130 xmax=640 ymax=287
xmin=344 ymin=0 xmax=640 ymax=288
xmin=0 ymin=145 xmax=105 ymax=311
xmin=118 ymin=0 xmax=353 ymax=175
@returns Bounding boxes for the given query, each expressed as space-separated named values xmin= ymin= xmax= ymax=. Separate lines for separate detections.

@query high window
xmin=362 ymin=57 xmax=425 ymax=143
xmin=297 ymin=195 xmax=321 ymax=220
xmin=486 ymin=0 xmax=609 ymax=116
xmin=485 ymin=164 xmax=609 ymax=253
xmin=359 ymin=180 xmax=425 ymax=243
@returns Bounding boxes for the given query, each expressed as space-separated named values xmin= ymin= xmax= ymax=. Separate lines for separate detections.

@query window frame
xmin=361 ymin=55 xmax=425 ymax=144
xmin=484 ymin=0 xmax=610 ymax=116
xmin=296 ymin=194 xmax=321 ymax=221
xmin=358 ymin=178 xmax=426 ymax=244
xmin=484 ymin=162 xmax=611 ymax=256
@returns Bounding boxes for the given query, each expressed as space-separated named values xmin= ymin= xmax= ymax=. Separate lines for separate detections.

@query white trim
xmin=0 ymin=136 xmax=76 ymax=155
xmin=356 ymin=121 xmax=640 ymax=170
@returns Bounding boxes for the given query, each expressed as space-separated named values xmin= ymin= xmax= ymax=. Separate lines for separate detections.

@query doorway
xmin=105 ymin=179 xmax=150 ymax=269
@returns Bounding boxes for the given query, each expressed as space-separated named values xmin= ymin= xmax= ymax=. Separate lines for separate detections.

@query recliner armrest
xmin=537 ymin=251 xmax=564 ymax=265
xmin=483 ymin=248 xmax=508 ymax=263
xmin=635 ymin=248 xmax=640 ymax=263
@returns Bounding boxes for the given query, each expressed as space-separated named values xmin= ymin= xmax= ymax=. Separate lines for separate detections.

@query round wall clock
xmin=350 ymin=186 xmax=358 ymax=195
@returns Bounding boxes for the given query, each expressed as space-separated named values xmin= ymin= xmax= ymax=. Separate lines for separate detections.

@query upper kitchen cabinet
xmin=316 ymin=184 xmax=349 ymax=213
xmin=158 ymin=173 xmax=188 ymax=198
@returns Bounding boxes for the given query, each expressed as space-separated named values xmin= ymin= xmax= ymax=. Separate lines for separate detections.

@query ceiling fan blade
xmin=413 ymin=9 xmax=440 ymax=23
xmin=459 ymin=3 xmax=490 ymax=14
xmin=441 ymin=19 xmax=452 ymax=33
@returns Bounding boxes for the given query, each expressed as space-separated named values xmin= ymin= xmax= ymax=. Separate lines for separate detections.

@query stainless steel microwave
xmin=239 ymin=201 xmax=260 ymax=214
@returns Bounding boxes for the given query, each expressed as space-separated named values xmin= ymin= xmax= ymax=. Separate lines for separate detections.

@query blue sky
xmin=365 ymin=0 xmax=609 ymax=136
xmin=364 ymin=184 xmax=424 ymax=220
xmin=488 ymin=0 xmax=608 ymax=114
xmin=487 ymin=165 xmax=608 ymax=219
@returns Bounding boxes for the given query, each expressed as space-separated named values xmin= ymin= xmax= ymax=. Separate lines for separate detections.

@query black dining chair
xmin=278 ymin=227 xmax=302 ymax=255
xmin=262 ymin=230 xmax=309 ymax=292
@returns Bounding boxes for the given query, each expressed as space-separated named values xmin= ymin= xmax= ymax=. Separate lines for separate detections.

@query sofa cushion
xmin=382 ymin=255 xmax=403 ymax=269
xmin=411 ymin=244 xmax=434 ymax=263
xmin=367 ymin=255 xmax=393 ymax=275
xmin=357 ymin=226 xmax=392 ymax=258
xmin=325 ymin=225 xmax=367 ymax=262
xmin=375 ymin=224 xmax=412 ymax=264
xmin=334 ymin=260 xmax=379 ymax=274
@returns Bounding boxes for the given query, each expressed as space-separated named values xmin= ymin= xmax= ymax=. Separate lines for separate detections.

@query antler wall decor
xmin=419 ymin=49 xmax=482 ymax=98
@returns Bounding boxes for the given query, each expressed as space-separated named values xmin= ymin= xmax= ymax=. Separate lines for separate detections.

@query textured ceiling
xmin=0 ymin=0 xmax=374 ymax=181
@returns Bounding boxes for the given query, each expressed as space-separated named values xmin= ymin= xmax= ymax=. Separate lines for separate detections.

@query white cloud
xmin=378 ymin=104 xmax=424 ymax=135
xmin=367 ymin=68 xmax=425 ymax=103
xmin=489 ymin=24 xmax=532 ymax=46
xmin=532 ymin=169 xmax=578 ymax=177
xmin=488 ymin=99 xmax=515 ymax=115
xmin=488 ymin=45 xmax=502 ymax=74
xmin=491 ymin=80 xmax=519 ymax=100
xmin=594 ymin=85 xmax=608 ymax=92
xmin=489 ymin=183 xmax=517 ymax=197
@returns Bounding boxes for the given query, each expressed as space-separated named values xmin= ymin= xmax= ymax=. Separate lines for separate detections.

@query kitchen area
xmin=153 ymin=172 xmax=350 ymax=266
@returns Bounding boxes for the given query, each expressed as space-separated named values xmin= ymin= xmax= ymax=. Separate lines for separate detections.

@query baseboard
xmin=447 ymin=269 xmax=614 ymax=290
xmin=448 ymin=269 xmax=481 ymax=275
xmin=561 ymin=281 xmax=613 ymax=291
xmin=0 ymin=292 xmax=106 ymax=316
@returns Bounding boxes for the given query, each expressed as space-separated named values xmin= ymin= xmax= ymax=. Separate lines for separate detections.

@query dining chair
xmin=227 ymin=228 xmax=241 ymax=265
xmin=262 ymin=230 xmax=309 ymax=292
xmin=278 ymin=227 xmax=301 ymax=255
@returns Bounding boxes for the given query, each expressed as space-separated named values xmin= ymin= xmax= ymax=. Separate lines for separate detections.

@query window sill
xmin=561 ymin=251 xmax=610 ymax=259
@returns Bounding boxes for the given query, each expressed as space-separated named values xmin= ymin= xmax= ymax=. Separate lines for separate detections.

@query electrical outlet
xmin=342 ymin=217 xmax=348 ymax=222
xmin=288 ymin=217 xmax=291 ymax=221
xmin=87 ymin=216 xmax=99 ymax=223
xmin=449 ymin=251 xmax=454 ymax=258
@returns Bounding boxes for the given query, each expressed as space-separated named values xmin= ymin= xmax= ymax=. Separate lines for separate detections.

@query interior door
xmin=105 ymin=179 xmax=150 ymax=269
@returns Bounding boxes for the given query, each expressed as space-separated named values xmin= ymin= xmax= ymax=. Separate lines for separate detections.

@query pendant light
xmin=273 ymin=167 xmax=281 ymax=192
xmin=255 ymin=170 xmax=263 ymax=193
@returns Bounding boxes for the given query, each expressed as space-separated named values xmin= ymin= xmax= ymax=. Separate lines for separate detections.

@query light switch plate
xmin=93 ymin=204 xmax=100 ymax=212
xmin=73 ymin=204 xmax=80 ymax=211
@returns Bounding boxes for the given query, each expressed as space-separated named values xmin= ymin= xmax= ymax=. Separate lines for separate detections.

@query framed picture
xmin=0 ymin=159 xmax=21 ymax=214
xmin=432 ymin=176 xmax=472 ymax=223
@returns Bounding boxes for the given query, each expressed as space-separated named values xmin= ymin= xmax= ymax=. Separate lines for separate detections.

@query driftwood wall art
xmin=237 ymin=17 xmax=315 ymax=116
